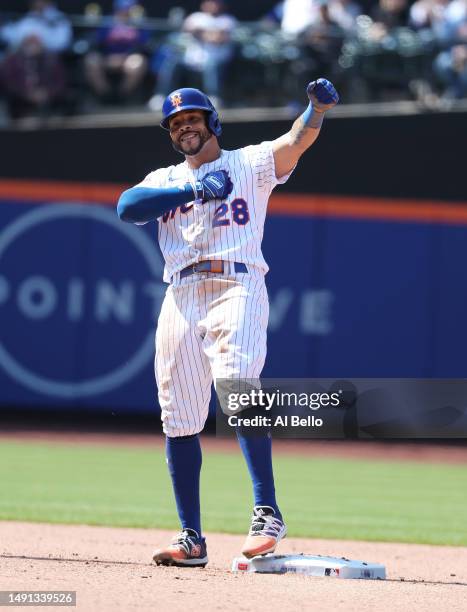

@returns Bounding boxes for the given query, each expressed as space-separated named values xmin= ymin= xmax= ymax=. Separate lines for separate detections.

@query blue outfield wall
xmin=0 ymin=191 xmax=466 ymax=414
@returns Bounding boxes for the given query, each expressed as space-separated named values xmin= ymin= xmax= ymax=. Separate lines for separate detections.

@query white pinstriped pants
xmin=155 ymin=266 xmax=269 ymax=437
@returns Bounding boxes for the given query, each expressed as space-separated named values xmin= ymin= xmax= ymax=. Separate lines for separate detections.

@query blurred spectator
xmin=0 ymin=0 xmax=72 ymax=53
xmin=0 ymin=33 xmax=66 ymax=119
xmin=300 ymin=1 xmax=346 ymax=79
xmin=371 ymin=0 xmax=409 ymax=28
xmin=328 ymin=0 xmax=361 ymax=31
xmin=369 ymin=0 xmax=409 ymax=40
xmin=282 ymin=0 xmax=317 ymax=35
xmin=148 ymin=0 xmax=237 ymax=110
xmin=409 ymin=0 xmax=450 ymax=33
xmin=281 ymin=0 xmax=360 ymax=34
xmin=440 ymin=0 xmax=467 ymax=36
xmin=433 ymin=0 xmax=467 ymax=98
xmin=445 ymin=0 xmax=467 ymax=22
xmin=83 ymin=0 xmax=150 ymax=103
xmin=262 ymin=2 xmax=285 ymax=27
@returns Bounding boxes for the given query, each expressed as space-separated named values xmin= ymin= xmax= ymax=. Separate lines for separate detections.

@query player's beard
xmin=172 ymin=129 xmax=212 ymax=156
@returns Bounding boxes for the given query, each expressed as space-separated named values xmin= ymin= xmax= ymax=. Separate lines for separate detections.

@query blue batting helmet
xmin=160 ymin=88 xmax=222 ymax=137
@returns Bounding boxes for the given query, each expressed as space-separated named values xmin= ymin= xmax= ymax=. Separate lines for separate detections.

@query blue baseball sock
xmin=236 ymin=430 xmax=282 ymax=521
xmin=165 ymin=434 xmax=202 ymax=536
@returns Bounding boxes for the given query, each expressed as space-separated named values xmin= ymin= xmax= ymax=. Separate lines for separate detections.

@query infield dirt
xmin=1 ymin=521 xmax=466 ymax=612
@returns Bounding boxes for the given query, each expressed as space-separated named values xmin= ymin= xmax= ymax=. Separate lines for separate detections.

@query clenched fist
xmin=307 ymin=79 xmax=339 ymax=113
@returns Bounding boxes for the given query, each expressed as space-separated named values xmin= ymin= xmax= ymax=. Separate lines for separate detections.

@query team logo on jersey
xmin=170 ymin=92 xmax=183 ymax=108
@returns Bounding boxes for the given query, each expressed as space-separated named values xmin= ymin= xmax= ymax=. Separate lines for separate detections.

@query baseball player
xmin=117 ymin=78 xmax=339 ymax=567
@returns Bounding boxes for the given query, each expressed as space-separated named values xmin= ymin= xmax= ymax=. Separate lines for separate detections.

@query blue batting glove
xmin=195 ymin=170 xmax=233 ymax=203
xmin=307 ymin=78 xmax=339 ymax=113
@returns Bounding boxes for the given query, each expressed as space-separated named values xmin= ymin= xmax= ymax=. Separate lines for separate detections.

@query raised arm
xmin=272 ymin=79 xmax=339 ymax=179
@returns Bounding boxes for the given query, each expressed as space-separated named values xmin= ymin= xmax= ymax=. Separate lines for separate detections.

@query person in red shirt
xmin=0 ymin=33 xmax=66 ymax=119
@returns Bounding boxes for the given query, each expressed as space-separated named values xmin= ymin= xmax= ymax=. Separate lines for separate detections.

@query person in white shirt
xmin=1 ymin=0 xmax=72 ymax=54
xmin=281 ymin=0 xmax=318 ymax=35
xmin=148 ymin=0 xmax=236 ymax=110
xmin=433 ymin=0 xmax=467 ymax=99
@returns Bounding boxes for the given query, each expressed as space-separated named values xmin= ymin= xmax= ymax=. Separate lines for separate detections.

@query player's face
xmin=169 ymin=110 xmax=212 ymax=156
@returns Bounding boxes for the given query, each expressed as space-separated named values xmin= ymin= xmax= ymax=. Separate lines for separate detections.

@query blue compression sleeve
xmin=302 ymin=102 xmax=324 ymax=130
xmin=117 ymin=183 xmax=197 ymax=223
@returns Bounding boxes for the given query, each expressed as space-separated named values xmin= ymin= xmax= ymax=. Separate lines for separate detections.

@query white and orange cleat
xmin=241 ymin=506 xmax=287 ymax=559
xmin=152 ymin=529 xmax=208 ymax=567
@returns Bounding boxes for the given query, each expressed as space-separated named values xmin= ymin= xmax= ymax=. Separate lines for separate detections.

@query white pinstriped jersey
xmin=137 ymin=141 xmax=293 ymax=283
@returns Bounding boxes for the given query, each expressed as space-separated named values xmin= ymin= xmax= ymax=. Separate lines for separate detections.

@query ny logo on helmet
xmin=170 ymin=92 xmax=183 ymax=108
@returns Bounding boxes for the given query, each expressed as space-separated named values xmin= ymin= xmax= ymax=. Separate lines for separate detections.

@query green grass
xmin=0 ymin=440 xmax=466 ymax=545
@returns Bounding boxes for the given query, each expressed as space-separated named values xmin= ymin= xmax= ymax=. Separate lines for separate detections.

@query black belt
xmin=179 ymin=260 xmax=248 ymax=279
